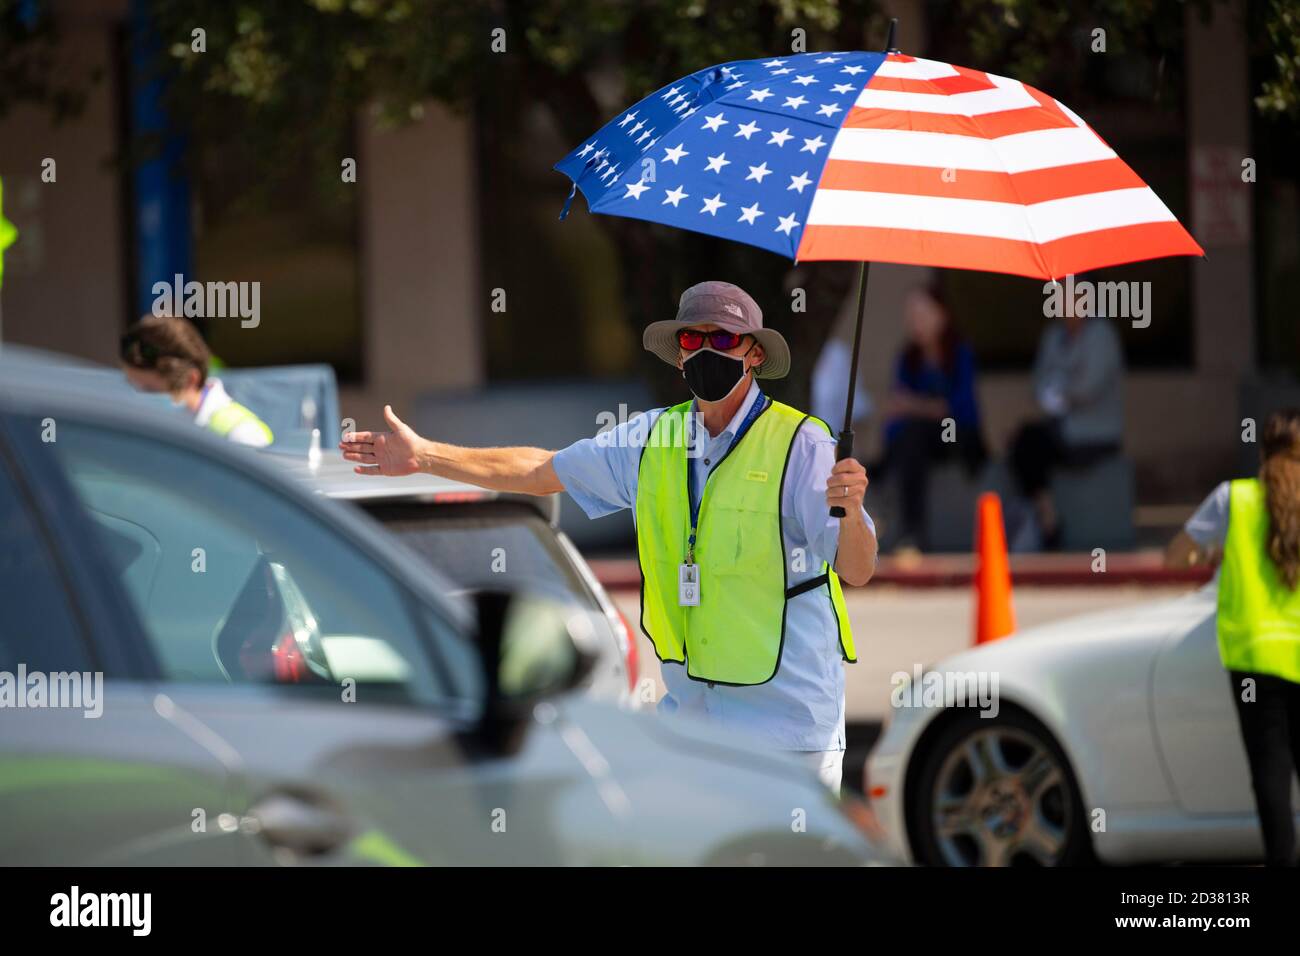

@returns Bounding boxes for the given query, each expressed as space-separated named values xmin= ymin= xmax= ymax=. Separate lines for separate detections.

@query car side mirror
xmin=471 ymin=589 xmax=600 ymax=755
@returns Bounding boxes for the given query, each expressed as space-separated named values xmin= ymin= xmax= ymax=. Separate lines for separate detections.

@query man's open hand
xmin=339 ymin=405 xmax=423 ymax=477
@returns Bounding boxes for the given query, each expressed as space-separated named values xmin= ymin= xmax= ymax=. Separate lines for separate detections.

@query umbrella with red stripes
xmin=555 ymin=19 xmax=1202 ymax=514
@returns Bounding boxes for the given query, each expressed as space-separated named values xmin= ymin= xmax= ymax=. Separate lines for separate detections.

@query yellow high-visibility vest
xmin=635 ymin=397 xmax=855 ymax=685
xmin=0 ymin=176 xmax=18 ymax=289
xmin=207 ymin=401 xmax=274 ymax=445
xmin=1217 ymin=478 xmax=1300 ymax=682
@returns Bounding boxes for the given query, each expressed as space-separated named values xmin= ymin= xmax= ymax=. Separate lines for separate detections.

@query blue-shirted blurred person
xmin=877 ymin=282 xmax=985 ymax=551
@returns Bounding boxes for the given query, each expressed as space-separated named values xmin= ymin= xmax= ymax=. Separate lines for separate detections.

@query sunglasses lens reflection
xmin=677 ymin=329 xmax=706 ymax=350
xmin=678 ymin=329 xmax=744 ymax=351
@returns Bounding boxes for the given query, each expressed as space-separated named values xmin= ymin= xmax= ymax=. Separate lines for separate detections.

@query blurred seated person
xmin=878 ymin=282 xmax=985 ymax=550
xmin=120 ymin=314 xmax=274 ymax=448
xmin=1009 ymin=287 xmax=1123 ymax=547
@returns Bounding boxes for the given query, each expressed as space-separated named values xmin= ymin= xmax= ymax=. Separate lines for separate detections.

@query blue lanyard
xmin=686 ymin=390 xmax=767 ymax=562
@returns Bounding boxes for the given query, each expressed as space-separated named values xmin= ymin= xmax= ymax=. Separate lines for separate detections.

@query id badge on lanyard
xmin=678 ymin=562 xmax=700 ymax=606
xmin=677 ymin=392 xmax=766 ymax=608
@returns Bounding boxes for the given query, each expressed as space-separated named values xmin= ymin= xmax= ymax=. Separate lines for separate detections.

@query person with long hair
xmin=877 ymin=281 xmax=985 ymax=551
xmin=1167 ymin=408 xmax=1300 ymax=866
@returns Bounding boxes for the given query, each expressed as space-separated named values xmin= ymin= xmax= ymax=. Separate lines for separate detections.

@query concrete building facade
xmin=0 ymin=0 xmax=1276 ymax=505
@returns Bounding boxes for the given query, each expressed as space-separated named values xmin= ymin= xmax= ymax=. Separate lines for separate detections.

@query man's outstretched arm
xmin=339 ymin=405 xmax=565 ymax=497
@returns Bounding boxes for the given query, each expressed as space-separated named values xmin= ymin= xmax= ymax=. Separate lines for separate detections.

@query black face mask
xmin=683 ymin=347 xmax=748 ymax=402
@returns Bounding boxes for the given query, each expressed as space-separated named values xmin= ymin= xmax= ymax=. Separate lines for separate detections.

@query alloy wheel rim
xmin=930 ymin=726 xmax=1070 ymax=866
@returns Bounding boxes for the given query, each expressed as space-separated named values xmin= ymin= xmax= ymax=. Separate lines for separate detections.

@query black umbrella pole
xmin=830 ymin=260 xmax=870 ymax=518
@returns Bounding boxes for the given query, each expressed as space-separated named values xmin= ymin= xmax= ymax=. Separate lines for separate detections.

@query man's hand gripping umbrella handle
xmin=830 ymin=429 xmax=854 ymax=518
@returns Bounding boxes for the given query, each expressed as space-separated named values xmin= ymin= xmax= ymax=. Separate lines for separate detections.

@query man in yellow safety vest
xmin=340 ymin=280 xmax=878 ymax=792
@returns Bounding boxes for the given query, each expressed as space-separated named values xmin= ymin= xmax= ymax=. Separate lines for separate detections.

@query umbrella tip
xmin=559 ymin=182 xmax=578 ymax=221
xmin=883 ymin=18 xmax=899 ymax=54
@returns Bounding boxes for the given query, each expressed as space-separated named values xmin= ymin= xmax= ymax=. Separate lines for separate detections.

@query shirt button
xmin=704 ymin=458 xmax=711 ymax=465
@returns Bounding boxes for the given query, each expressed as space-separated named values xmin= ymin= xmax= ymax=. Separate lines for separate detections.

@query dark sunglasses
xmin=119 ymin=332 xmax=162 ymax=367
xmin=676 ymin=328 xmax=749 ymax=352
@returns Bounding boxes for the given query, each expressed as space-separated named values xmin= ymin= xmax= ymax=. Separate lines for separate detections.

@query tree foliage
xmin=2 ymin=0 xmax=1296 ymax=396
xmin=1254 ymin=0 xmax=1300 ymax=117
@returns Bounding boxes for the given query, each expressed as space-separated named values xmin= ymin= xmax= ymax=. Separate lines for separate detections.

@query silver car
xmin=0 ymin=352 xmax=891 ymax=866
xmin=266 ymin=452 xmax=637 ymax=704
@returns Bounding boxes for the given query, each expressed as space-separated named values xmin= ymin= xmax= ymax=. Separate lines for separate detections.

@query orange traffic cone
xmin=974 ymin=492 xmax=1016 ymax=644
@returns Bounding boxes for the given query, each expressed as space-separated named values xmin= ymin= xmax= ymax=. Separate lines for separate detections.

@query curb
xmin=589 ymin=552 xmax=1213 ymax=592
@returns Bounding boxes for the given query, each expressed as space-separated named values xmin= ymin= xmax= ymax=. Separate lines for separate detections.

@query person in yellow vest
xmin=1167 ymin=408 xmax=1300 ymax=866
xmin=341 ymin=280 xmax=878 ymax=792
xmin=120 ymin=314 xmax=273 ymax=448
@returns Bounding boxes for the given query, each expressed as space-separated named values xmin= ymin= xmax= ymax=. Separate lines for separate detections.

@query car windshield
xmin=362 ymin=501 xmax=595 ymax=610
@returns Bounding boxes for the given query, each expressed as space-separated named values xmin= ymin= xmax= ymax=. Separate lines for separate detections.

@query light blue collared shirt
xmin=552 ymin=380 xmax=874 ymax=752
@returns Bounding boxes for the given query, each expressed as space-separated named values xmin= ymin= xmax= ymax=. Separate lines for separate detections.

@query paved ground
xmin=612 ymin=582 xmax=1198 ymax=794
xmin=612 ymin=583 xmax=1197 ymax=722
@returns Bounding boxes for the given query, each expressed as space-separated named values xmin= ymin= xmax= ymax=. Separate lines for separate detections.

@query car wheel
xmin=909 ymin=710 xmax=1092 ymax=866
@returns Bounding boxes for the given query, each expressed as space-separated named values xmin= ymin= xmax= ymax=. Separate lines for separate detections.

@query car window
xmin=362 ymin=502 xmax=596 ymax=610
xmin=0 ymin=450 xmax=91 ymax=672
xmin=47 ymin=422 xmax=481 ymax=708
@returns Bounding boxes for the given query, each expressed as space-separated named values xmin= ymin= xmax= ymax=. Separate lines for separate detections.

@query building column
xmin=1185 ymin=1 xmax=1254 ymax=378
xmin=0 ymin=15 xmax=126 ymax=362
xmin=353 ymin=101 xmax=484 ymax=421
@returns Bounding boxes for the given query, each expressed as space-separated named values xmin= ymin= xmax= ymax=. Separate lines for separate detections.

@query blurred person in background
xmin=875 ymin=282 xmax=985 ymax=551
xmin=810 ymin=327 xmax=873 ymax=449
xmin=120 ymin=314 xmax=273 ymax=448
xmin=1008 ymin=288 xmax=1123 ymax=548
xmin=1167 ymin=408 xmax=1300 ymax=866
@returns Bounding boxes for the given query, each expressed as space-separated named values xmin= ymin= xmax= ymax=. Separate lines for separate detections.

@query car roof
xmin=262 ymin=448 xmax=561 ymax=525
xmin=0 ymin=343 xmax=98 ymax=369
xmin=0 ymin=343 xmax=173 ymax=407
xmin=0 ymin=344 xmax=340 ymax=456
xmin=265 ymin=449 xmax=488 ymax=499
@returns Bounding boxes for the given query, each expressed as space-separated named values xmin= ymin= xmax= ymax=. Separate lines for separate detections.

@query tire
xmin=908 ymin=709 xmax=1093 ymax=866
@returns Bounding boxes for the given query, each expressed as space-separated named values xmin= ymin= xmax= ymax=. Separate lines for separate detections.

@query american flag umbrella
xmin=555 ymin=21 xmax=1203 ymax=514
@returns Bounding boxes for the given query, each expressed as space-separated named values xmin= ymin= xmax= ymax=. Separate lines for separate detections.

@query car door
xmin=361 ymin=499 xmax=630 ymax=700
xmin=0 ymin=430 xmax=240 ymax=865
xmin=35 ymin=414 xmax=628 ymax=865
xmin=1151 ymin=583 xmax=1300 ymax=820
